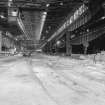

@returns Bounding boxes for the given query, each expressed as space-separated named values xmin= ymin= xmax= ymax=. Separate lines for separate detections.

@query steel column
xmin=66 ymin=31 xmax=72 ymax=56
xmin=0 ymin=31 xmax=2 ymax=52
xmin=82 ymin=41 xmax=89 ymax=54
xmin=71 ymin=26 xmax=105 ymax=45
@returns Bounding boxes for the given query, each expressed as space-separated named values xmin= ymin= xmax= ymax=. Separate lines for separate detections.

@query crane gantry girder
xmin=70 ymin=25 xmax=105 ymax=45
xmin=39 ymin=3 xmax=91 ymax=49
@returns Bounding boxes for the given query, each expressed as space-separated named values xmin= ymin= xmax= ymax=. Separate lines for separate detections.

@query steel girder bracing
xmin=55 ymin=9 xmax=92 ymax=42
xmin=39 ymin=3 xmax=91 ymax=49
xmin=0 ymin=31 xmax=2 ymax=52
xmin=17 ymin=14 xmax=27 ymax=37
xmin=70 ymin=26 xmax=105 ymax=45
xmin=48 ymin=3 xmax=89 ymax=42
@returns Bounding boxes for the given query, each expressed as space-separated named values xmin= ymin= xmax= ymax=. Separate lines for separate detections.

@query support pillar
xmin=54 ymin=42 xmax=58 ymax=55
xmin=46 ymin=42 xmax=51 ymax=54
xmin=0 ymin=31 xmax=2 ymax=52
xmin=83 ymin=41 xmax=89 ymax=54
xmin=66 ymin=31 xmax=72 ymax=56
xmin=49 ymin=41 xmax=52 ymax=54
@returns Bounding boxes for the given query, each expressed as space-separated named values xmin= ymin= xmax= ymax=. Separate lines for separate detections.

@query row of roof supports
xmin=0 ymin=31 xmax=2 ymax=52
xmin=71 ymin=25 xmax=105 ymax=45
xmin=65 ymin=22 xmax=105 ymax=55
xmin=39 ymin=3 xmax=91 ymax=50
xmin=47 ymin=3 xmax=89 ymax=42
xmin=39 ymin=1 xmax=104 ymax=55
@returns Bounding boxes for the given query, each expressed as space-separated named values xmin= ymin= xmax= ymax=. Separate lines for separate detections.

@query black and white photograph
xmin=0 ymin=0 xmax=105 ymax=105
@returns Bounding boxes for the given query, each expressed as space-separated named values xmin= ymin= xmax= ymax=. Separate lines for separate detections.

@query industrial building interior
xmin=0 ymin=0 xmax=105 ymax=105
xmin=0 ymin=0 xmax=104 ymax=55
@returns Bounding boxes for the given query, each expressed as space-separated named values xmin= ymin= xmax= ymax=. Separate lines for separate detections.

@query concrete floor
xmin=0 ymin=53 xmax=105 ymax=105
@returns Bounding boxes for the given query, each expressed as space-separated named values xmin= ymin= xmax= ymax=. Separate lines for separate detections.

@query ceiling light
xmin=46 ymin=30 xmax=49 ymax=33
xmin=43 ymin=12 xmax=47 ymax=15
xmin=56 ymin=40 xmax=61 ymax=45
xmin=102 ymin=2 xmax=105 ymax=8
xmin=48 ymin=26 xmax=51 ymax=29
xmin=70 ymin=35 xmax=75 ymax=39
xmin=101 ymin=16 xmax=105 ymax=20
xmin=82 ymin=0 xmax=89 ymax=3
xmin=60 ymin=2 xmax=63 ymax=6
xmin=12 ymin=11 xmax=18 ymax=16
xmin=46 ymin=4 xmax=50 ymax=7
xmin=0 ymin=15 xmax=5 ymax=19
xmin=87 ymin=29 xmax=89 ymax=32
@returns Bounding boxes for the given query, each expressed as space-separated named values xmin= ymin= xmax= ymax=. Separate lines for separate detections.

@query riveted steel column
xmin=83 ymin=41 xmax=89 ymax=54
xmin=66 ymin=31 xmax=72 ymax=56
xmin=0 ymin=31 xmax=2 ymax=52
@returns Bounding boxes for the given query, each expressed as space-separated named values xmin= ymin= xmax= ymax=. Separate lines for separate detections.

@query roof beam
xmin=39 ymin=3 xmax=90 ymax=49
xmin=47 ymin=3 xmax=88 ymax=42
